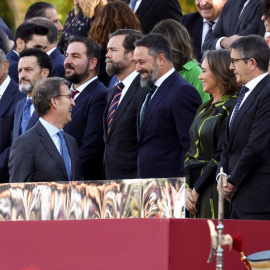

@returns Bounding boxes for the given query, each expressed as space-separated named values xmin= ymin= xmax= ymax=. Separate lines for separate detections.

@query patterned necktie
xmin=57 ymin=131 xmax=71 ymax=181
xmin=21 ymin=98 xmax=32 ymax=134
xmin=140 ymin=84 xmax=157 ymax=128
xmin=229 ymin=86 xmax=249 ymax=131
xmin=200 ymin=21 xmax=215 ymax=62
xmin=107 ymin=82 xmax=125 ymax=134
xmin=71 ymin=90 xmax=79 ymax=99
xmin=130 ymin=0 xmax=138 ymax=10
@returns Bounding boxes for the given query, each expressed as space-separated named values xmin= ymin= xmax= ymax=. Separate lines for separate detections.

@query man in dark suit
xmin=29 ymin=17 xmax=65 ymax=78
xmin=64 ymin=36 xmax=108 ymax=180
xmin=9 ymin=77 xmax=82 ymax=182
xmin=217 ymin=35 xmax=270 ymax=220
xmin=6 ymin=22 xmax=48 ymax=84
xmin=0 ymin=49 xmax=25 ymax=183
xmin=123 ymin=0 xmax=183 ymax=34
xmin=182 ymin=0 xmax=226 ymax=61
xmin=104 ymin=29 xmax=147 ymax=179
xmin=134 ymin=34 xmax=201 ymax=178
xmin=12 ymin=48 xmax=52 ymax=142
xmin=204 ymin=0 xmax=265 ymax=50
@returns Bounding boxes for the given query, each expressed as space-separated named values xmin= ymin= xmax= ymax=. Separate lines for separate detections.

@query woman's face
xmin=198 ymin=58 xmax=218 ymax=95
xmin=262 ymin=14 xmax=270 ymax=32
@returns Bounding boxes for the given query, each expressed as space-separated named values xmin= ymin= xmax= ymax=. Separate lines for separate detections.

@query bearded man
xmin=63 ymin=36 xmax=108 ymax=180
xmin=134 ymin=34 xmax=201 ymax=178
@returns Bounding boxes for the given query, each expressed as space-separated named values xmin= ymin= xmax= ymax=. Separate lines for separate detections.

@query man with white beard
xmin=12 ymin=48 xmax=52 ymax=142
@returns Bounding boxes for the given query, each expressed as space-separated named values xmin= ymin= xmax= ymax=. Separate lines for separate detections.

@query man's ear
xmin=16 ymin=38 xmax=25 ymax=53
xmin=41 ymin=68 xmax=50 ymax=79
xmin=2 ymin=60 xmax=9 ymax=74
xmin=156 ymin=54 xmax=165 ymax=66
xmin=89 ymin=58 xmax=98 ymax=71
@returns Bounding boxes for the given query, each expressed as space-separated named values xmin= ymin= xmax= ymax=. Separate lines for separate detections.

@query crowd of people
xmin=0 ymin=0 xmax=270 ymax=221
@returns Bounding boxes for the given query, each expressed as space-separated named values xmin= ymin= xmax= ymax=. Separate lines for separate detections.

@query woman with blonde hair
xmin=58 ymin=0 xmax=106 ymax=54
xmin=185 ymin=49 xmax=241 ymax=219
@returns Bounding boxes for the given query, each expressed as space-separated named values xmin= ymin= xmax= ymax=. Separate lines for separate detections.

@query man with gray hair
xmin=134 ymin=33 xmax=201 ymax=178
xmin=9 ymin=77 xmax=83 ymax=183
xmin=0 ymin=49 xmax=25 ymax=183
xmin=217 ymin=35 xmax=270 ymax=220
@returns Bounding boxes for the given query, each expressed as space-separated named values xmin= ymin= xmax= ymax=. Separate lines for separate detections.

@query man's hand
xmin=217 ymin=174 xmax=237 ymax=202
xmin=220 ymin=35 xmax=242 ymax=49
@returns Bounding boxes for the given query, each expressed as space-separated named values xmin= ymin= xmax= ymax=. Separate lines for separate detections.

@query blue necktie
xmin=57 ymin=131 xmax=71 ymax=181
xmin=229 ymin=86 xmax=249 ymax=131
xmin=21 ymin=98 xmax=32 ymax=134
xmin=200 ymin=21 xmax=215 ymax=63
xmin=130 ymin=0 xmax=138 ymax=10
xmin=107 ymin=82 xmax=125 ymax=134
xmin=140 ymin=84 xmax=157 ymax=129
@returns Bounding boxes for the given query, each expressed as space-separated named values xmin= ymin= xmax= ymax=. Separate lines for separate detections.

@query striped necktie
xmin=107 ymin=82 xmax=125 ymax=134
xmin=229 ymin=86 xmax=249 ymax=131
xmin=200 ymin=21 xmax=215 ymax=62
xmin=21 ymin=98 xmax=32 ymax=134
xmin=57 ymin=131 xmax=71 ymax=181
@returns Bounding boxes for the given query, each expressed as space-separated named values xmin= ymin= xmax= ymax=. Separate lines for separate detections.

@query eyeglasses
xmin=57 ymin=94 xmax=72 ymax=100
xmin=231 ymin=58 xmax=250 ymax=66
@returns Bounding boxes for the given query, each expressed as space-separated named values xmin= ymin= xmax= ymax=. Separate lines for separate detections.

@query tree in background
xmin=2 ymin=0 xmax=196 ymax=34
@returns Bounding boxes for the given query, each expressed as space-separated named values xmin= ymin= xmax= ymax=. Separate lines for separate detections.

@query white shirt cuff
xmin=216 ymin=37 xmax=226 ymax=50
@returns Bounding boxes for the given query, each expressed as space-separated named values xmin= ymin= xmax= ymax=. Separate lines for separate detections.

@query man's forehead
xmin=67 ymin=42 xmax=87 ymax=53
xmin=18 ymin=56 xmax=38 ymax=66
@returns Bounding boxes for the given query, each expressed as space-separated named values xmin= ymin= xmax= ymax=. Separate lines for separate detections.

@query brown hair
xmin=79 ymin=0 xmax=106 ymax=18
xmin=151 ymin=19 xmax=194 ymax=72
xmin=263 ymin=0 xmax=270 ymax=20
xmin=88 ymin=0 xmax=141 ymax=49
xmin=204 ymin=50 xmax=241 ymax=95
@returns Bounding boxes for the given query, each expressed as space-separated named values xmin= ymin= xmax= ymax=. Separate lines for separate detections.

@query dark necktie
xmin=200 ymin=21 xmax=215 ymax=62
xmin=140 ymin=84 xmax=157 ymax=128
xmin=229 ymin=86 xmax=249 ymax=131
xmin=57 ymin=131 xmax=71 ymax=181
xmin=71 ymin=90 xmax=79 ymax=99
xmin=107 ymin=82 xmax=125 ymax=134
xmin=21 ymin=98 xmax=32 ymax=134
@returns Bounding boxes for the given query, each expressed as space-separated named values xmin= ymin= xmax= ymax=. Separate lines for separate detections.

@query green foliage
xmin=180 ymin=0 xmax=196 ymax=15
xmin=0 ymin=0 xmax=14 ymax=32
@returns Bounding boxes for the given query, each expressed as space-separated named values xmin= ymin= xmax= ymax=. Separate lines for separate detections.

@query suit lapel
xmin=229 ymin=76 xmax=270 ymax=145
xmin=106 ymin=76 xmax=139 ymax=141
xmin=26 ymin=110 xmax=39 ymax=131
xmin=234 ymin=0 xmax=256 ymax=33
xmin=135 ymin=0 xmax=153 ymax=19
xmin=139 ymin=71 xmax=178 ymax=138
xmin=36 ymin=121 xmax=69 ymax=181
xmin=71 ymin=80 xmax=95 ymax=114
xmin=0 ymin=82 xmax=16 ymax=117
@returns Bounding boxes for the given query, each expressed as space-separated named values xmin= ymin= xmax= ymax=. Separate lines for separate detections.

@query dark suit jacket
xmin=182 ymin=12 xmax=203 ymax=61
xmin=0 ymin=78 xmax=25 ymax=183
xmin=0 ymin=17 xmax=14 ymax=54
xmin=123 ymin=0 xmax=183 ymax=34
xmin=6 ymin=50 xmax=19 ymax=84
xmin=218 ymin=75 xmax=270 ymax=217
xmin=12 ymin=97 xmax=39 ymax=142
xmin=204 ymin=0 xmax=265 ymax=50
xmin=103 ymin=74 xmax=147 ymax=179
xmin=9 ymin=121 xmax=83 ymax=183
xmin=50 ymin=47 xmax=66 ymax=78
xmin=64 ymin=78 xmax=108 ymax=180
xmin=137 ymin=70 xmax=201 ymax=178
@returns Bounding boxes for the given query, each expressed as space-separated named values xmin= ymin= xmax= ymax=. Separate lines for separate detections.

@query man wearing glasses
xmin=9 ymin=77 xmax=83 ymax=182
xmin=217 ymin=35 xmax=270 ymax=220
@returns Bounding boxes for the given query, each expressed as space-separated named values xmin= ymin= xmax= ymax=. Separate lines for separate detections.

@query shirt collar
xmin=154 ymin=68 xmax=175 ymax=88
xmin=70 ymin=76 xmax=98 ymax=92
xmin=245 ymin=73 xmax=268 ymax=91
xmin=121 ymin=70 xmax=138 ymax=89
xmin=39 ymin=117 xmax=60 ymax=137
xmin=0 ymin=76 xmax=11 ymax=96
xmin=46 ymin=47 xmax=57 ymax=55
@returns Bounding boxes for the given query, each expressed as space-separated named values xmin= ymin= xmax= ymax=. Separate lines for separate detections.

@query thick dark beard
xmin=140 ymin=62 xmax=159 ymax=87
xmin=105 ymin=55 xmax=129 ymax=77
xmin=65 ymin=63 xmax=90 ymax=84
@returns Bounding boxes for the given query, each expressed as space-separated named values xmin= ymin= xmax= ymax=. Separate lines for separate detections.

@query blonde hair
xmin=79 ymin=0 xmax=107 ymax=18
